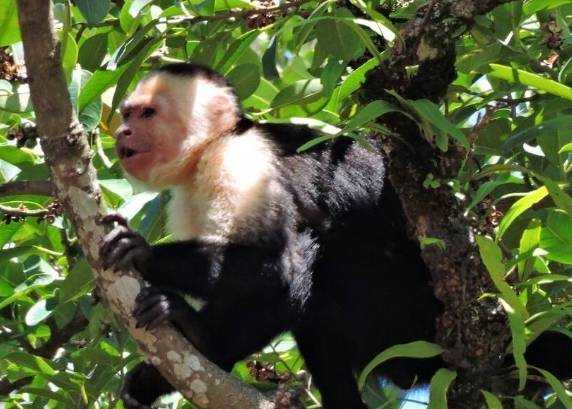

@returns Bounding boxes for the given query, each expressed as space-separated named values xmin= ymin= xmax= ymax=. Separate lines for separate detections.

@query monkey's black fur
xmin=101 ymin=63 xmax=572 ymax=409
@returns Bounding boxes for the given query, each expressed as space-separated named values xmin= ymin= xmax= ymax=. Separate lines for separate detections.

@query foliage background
xmin=0 ymin=0 xmax=571 ymax=408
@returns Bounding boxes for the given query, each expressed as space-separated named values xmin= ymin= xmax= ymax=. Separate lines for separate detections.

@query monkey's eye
xmin=121 ymin=111 xmax=131 ymax=121
xmin=141 ymin=107 xmax=156 ymax=118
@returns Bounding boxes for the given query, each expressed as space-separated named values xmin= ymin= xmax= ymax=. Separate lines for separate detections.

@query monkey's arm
xmin=100 ymin=216 xmax=286 ymax=298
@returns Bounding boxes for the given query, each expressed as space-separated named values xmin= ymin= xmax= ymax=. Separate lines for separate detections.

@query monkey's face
xmin=115 ymin=73 xmax=239 ymax=187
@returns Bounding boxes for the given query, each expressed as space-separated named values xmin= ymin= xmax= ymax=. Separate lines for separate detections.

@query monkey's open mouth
xmin=119 ymin=147 xmax=138 ymax=159
xmin=117 ymin=145 xmax=151 ymax=160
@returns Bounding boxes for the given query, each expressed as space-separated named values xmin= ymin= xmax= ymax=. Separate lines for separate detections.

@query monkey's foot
xmin=121 ymin=362 xmax=173 ymax=409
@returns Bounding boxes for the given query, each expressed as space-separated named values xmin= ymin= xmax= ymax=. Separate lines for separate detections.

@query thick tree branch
xmin=361 ymin=0 xmax=518 ymax=405
xmin=15 ymin=1 xmax=274 ymax=408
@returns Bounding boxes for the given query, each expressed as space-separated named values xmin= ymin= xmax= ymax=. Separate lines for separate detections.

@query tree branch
xmin=361 ymin=0 xmax=518 ymax=405
xmin=0 ymin=181 xmax=54 ymax=197
xmin=0 ymin=203 xmax=49 ymax=218
xmin=15 ymin=1 xmax=274 ymax=408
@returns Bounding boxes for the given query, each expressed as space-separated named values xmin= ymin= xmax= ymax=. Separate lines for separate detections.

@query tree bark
xmin=361 ymin=0 xmax=517 ymax=405
xmin=15 ymin=1 xmax=274 ymax=408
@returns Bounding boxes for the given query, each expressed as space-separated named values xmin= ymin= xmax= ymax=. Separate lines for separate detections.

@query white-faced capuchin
xmin=100 ymin=63 xmax=572 ymax=409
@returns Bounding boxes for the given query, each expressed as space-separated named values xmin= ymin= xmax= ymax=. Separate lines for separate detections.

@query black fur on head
xmin=156 ymin=62 xmax=253 ymax=134
xmin=156 ymin=63 xmax=232 ymax=90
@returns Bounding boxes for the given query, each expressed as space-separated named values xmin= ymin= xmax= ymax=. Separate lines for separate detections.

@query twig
xmin=0 ymin=181 xmax=54 ymax=197
xmin=0 ymin=203 xmax=49 ymax=218
xmin=177 ymin=0 xmax=314 ymax=22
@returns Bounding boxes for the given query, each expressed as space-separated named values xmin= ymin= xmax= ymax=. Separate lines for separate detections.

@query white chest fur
xmin=166 ymin=130 xmax=278 ymax=242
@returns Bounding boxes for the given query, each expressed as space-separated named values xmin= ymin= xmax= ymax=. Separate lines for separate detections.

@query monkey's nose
xmin=115 ymin=125 xmax=132 ymax=139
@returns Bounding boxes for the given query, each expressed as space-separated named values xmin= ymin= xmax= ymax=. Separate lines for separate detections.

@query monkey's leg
xmin=120 ymin=362 xmax=174 ymax=409
xmin=294 ymin=325 xmax=367 ymax=409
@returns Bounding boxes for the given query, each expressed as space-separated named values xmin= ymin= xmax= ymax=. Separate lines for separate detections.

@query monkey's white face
xmin=115 ymin=73 xmax=239 ymax=187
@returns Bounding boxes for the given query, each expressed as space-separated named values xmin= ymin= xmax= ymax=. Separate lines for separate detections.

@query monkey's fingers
xmin=100 ymin=225 xmax=131 ymax=260
xmin=133 ymin=291 xmax=167 ymax=317
xmin=101 ymin=214 xmax=129 ymax=227
xmin=135 ymin=300 xmax=171 ymax=330
xmin=101 ymin=229 xmax=147 ymax=271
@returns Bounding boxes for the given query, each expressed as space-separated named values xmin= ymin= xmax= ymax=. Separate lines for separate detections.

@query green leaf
xmin=523 ymin=0 xmax=570 ymax=15
xmin=262 ymin=36 xmax=279 ymax=80
xmin=78 ymin=33 xmax=108 ymax=72
xmin=497 ymin=186 xmax=548 ymax=240
xmin=20 ymin=387 xmax=75 ymax=408
xmin=488 ymin=64 xmax=572 ymax=101
xmin=0 ymin=81 xmax=32 ymax=113
xmin=109 ymin=37 xmax=162 ymax=121
xmin=504 ymin=116 xmax=572 ymax=153
xmin=427 ymin=368 xmax=457 ymax=409
xmin=75 ymin=0 xmax=111 ymax=26
xmin=226 ymin=64 xmax=260 ymax=100
xmin=271 ymin=79 xmax=324 ymax=109
xmin=348 ymin=0 xmax=399 ymax=41
xmin=358 ymin=341 xmax=442 ymax=390
xmin=0 ymin=0 xmax=21 ymax=46
xmin=536 ymin=368 xmax=572 ymax=408
xmin=543 ymin=179 xmax=572 ymax=215
xmin=540 ymin=210 xmax=572 ymax=264
xmin=192 ymin=0 xmax=215 ymax=16
xmin=411 ymin=99 xmax=469 ymax=149
xmin=517 ymin=219 xmax=541 ymax=278
xmin=475 ymin=236 xmax=529 ymax=319
xmin=515 ymin=396 xmax=542 ymax=409
xmin=216 ymin=30 xmax=260 ymax=75
xmin=59 ymin=259 xmax=95 ymax=304
xmin=338 ymin=56 xmax=383 ymax=100
xmin=482 ymin=390 xmax=504 ymax=409
xmin=60 ymin=32 xmax=79 ymax=82
xmin=78 ymin=66 xmax=128 ymax=112
xmin=499 ymin=299 xmax=527 ymax=391
xmin=559 ymin=142 xmax=572 ymax=154
xmin=25 ymin=298 xmax=56 ymax=326
xmin=6 ymin=351 xmax=57 ymax=376
xmin=315 ymin=11 xmax=365 ymax=61
xmin=296 ymin=135 xmax=337 ymax=153
xmin=341 ymin=100 xmax=397 ymax=134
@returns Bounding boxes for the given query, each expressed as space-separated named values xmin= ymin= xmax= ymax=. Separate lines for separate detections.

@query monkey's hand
xmin=121 ymin=362 xmax=174 ymax=409
xmin=132 ymin=286 xmax=191 ymax=331
xmin=100 ymin=214 xmax=152 ymax=277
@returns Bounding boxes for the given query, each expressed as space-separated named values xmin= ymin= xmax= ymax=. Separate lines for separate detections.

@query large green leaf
xmin=482 ymin=391 xmax=504 ymax=409
xmin=523 ymin=0 xmax=570 ymax=15
xmin=487 ymin=64 xmax=572 ymax=101
xmin=499 ymin=299 xmax=527 ymax=391
xmin=226 ymin=64 xmax=260 ymax=100
xmin=315 ymin=10 xmax=365 ymax=61
xmin=411 ymin=99 xmax=469 ymax=149
xmin=497 ymin=186 xmax=548 ymax=240
xmin=427 ymin=368 xmax=457 ymax=409
xmin=0 ymin=0 xmax=21 ymax=46
xmin=536 ymin=369 xmax=572 ymax=408
xmin=75 ymin=0 xmax=111 ymax=26
xmin=357 ymin=341 xmax=442 ymax=390
xmin=476 ymin=236 xmax=528 ymax=319
xmin=341 ymin=100 xmax=398 ymax=134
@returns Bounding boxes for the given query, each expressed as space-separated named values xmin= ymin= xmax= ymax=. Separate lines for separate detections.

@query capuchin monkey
xmin=100 ymin=63 xmax=572 ymax=409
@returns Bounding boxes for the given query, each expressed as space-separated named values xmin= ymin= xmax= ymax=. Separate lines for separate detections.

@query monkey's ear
xmin=208 ymin=94 xmax=239 ymax=135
